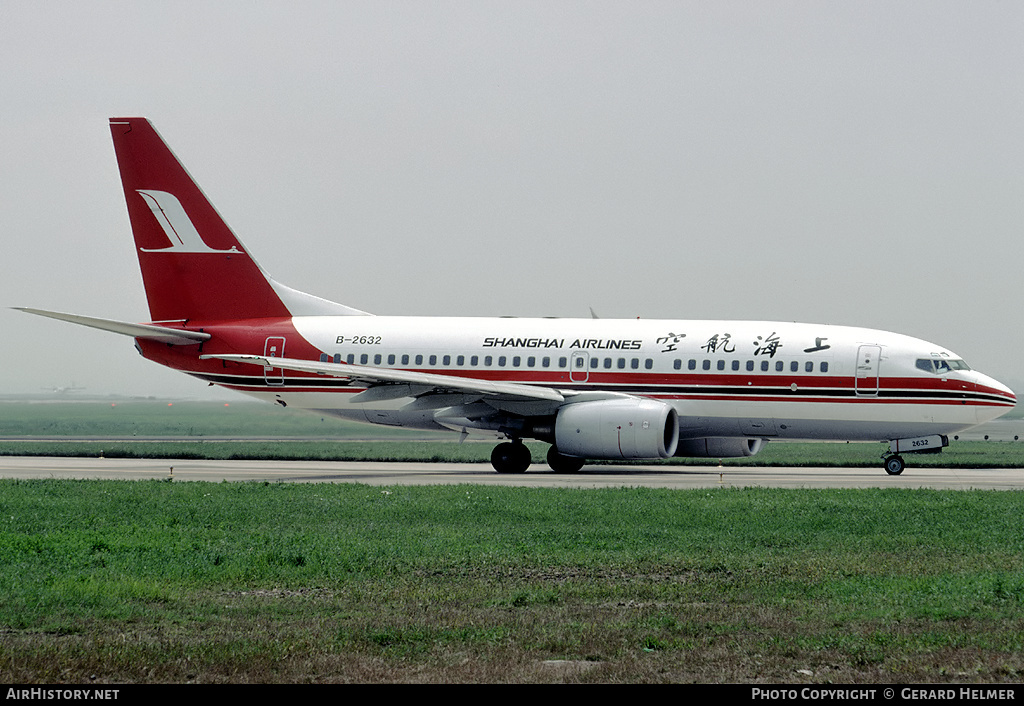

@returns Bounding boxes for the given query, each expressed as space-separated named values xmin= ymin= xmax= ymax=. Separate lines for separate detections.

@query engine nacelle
xmin=674 ymin=437 xmax=766 ymax=458
xmin=554 ymin=399 xmax=679 ymax=459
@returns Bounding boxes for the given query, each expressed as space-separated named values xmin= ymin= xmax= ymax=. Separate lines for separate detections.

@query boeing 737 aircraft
xmin=18 ymin=118 xmax=1017 ymax=475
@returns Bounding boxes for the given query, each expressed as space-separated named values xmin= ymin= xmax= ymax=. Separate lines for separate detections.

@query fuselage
xmin=141 ymin=315 xmax=1016 ymax=442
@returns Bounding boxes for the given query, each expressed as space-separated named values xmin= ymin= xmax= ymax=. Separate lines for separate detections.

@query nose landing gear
xmin=882 ymin=434 xmax=948 ymax=475
xmin=883 ymin=454 xmax=905 ymax=476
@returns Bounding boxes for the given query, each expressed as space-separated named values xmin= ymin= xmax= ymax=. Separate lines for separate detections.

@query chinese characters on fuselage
xmin=477 ymin=331 xmax=832 ymax=356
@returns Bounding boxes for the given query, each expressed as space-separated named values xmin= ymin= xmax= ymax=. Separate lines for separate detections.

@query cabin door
xmin=855 ymin=344 xmax=881 ymax=396
xmin=569 ymin=351 xmax=589 ymax=383
xmin=264 ymin=337 xmax=286 ymax=386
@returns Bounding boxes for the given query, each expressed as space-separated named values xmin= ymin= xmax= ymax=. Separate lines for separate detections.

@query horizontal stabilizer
xmin=14 ymin=308 xmax=211 ymax=345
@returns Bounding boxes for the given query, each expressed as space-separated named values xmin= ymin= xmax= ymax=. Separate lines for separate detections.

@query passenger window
xmin=821 ymin=362 xmax=829 ymax=373
xmin=645 ymin=359 xmax=653 ymax=370
xmin=360 ymin=354 xmax=369 ymax=365
xmin=805 ymin=361 xmax=813 ymax=373
xmin=387 ymin=354 xmax=396 ymax=365
xmin=558 ymin=357 xmax=567 ymax=368
xmin=334 ymin=354 xmax=342 ymax=364
xmin=429 ymin=355 xmax=437 ymax=365
xmin=374 ymin=354 xmax=382 ymax=365
xmin=775 ymin=361 xmax=783 ymax=372
xmin=415 ymin=354 xmax=423 ymax=365
xmin=319 ymin=353 xmax=329 ymax=362
xmin=717 ymin=360 xmax=725 ymax=371
xmin=746 ymin=360 xmax=754 ymax=372
xmin=498 ymin=356 xmax=507 ymax=367
xmin=732 ymin=360 xmax=740 ymax=371
xmin=484 ymin=355 xmax=493 ymax=366
xmin=604 ymin=358 xmax=612 ymax=369
xmin=542 ymin=357 xmax=551 ymax=368
xmin=618 ymin=358 xmax=626 ymax=369
xmin=347 ymin=354 xmax=355 ymax=365
xmin=688 ymin=359 xmax=697 ymax=370
xmin=470 ymin=355 xmax=479 ymax=366
xmin=674 ymin=359 xmax=682 ymax=370
xmin=702 ymin=360 xmax=711 ymax=371
xmin=442 ymin=355 xmax=451 ymax=365
xmin=527 ymin=356 xmax=536 ymax=367
xmin=512 ymin=356 xmax=521 ymax=367
xmin=760 ymin=360 xmax=769 ymax=372
xmin=456 ymin=355 xmax=464 ymax=366
xmin=790 ymin=361 xmax=798 ymax=373
xmin=401 ymin=354 xmax=410 ymax=365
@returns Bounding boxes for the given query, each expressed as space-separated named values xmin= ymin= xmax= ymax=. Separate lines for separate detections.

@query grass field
xmin=0 ymin=398 xmax=438 ymax=439
xmin=1 ymin=480 xmax=1023 ymax=683
xmin=2 ymin=399 xmax=1024 ymax=683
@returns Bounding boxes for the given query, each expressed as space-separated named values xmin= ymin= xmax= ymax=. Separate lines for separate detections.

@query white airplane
xmin=18 ymin=118 xmax=1017 ymax=475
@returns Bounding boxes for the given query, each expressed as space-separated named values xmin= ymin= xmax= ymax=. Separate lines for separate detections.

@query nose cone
xmin=972 ymin=372 xmax=1016 ymax=421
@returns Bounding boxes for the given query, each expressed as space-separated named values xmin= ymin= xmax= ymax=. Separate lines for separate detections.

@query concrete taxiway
xmin=0 ymin=456 xmax=1021 ymax=490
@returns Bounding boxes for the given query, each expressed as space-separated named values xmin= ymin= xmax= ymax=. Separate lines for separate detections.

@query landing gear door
xmin=855 ymin=344 xmax=881 ymax=396
xmin=264 ymin=336 xmax=286 ymax=386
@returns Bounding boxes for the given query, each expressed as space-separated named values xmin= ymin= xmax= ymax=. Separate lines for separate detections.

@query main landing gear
xmin=546 ymin=446 xmax=586 ymax=473
xmin=490 ymin=440 xmax=531 ymax=474
xmin=490 ymin=441 xmax=587 ymax=474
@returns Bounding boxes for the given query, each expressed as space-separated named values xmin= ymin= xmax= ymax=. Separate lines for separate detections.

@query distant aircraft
xmin=42 ymin=383 xmax=85 ymax=394
xmin=17 ymin=118 xmax=1016 ymax=474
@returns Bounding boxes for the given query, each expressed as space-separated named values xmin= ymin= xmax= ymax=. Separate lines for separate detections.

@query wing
xmin=200 ymin=354 xmax=566 ymax=404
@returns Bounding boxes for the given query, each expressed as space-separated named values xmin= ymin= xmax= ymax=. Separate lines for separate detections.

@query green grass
xmin=2 ymin=480 xmax=1024 ymax=682
xmin=0 ymin=399 xmax=441 ymax=439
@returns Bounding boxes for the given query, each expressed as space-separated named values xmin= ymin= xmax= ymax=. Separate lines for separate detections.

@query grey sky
xmin=3 ymin=1 xmax=1023 ymax=399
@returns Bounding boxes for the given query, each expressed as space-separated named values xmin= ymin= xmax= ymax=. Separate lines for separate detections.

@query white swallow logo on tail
xmin=136 ymin=189 xmax=240 ymax=253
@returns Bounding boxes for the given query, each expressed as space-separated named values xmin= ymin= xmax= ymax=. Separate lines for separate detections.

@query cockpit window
xmin=916 ymin=358 xmax=971 ymax=374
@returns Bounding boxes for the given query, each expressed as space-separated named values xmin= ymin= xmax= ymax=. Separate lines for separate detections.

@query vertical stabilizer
xmin=109 ymin=118 xmax=367 ymax=322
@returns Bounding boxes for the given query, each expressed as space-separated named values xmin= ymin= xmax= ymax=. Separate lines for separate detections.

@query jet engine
xmin=674 ymin=437 xmax=766 ymax=458
xmin=553 ymin=398 xmax=679 ymax=459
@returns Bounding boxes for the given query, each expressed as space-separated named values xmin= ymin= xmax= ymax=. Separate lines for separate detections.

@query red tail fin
xmin=110 ymin=118 xmax=294 ymax=323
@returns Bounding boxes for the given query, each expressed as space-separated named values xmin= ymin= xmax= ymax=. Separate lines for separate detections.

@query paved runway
xmin=1 ymin=456 xmax=1021 ymax=490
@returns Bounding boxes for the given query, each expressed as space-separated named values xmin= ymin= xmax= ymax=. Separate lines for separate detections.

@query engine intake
xmin=554 ymin=398 xmax=679 ymax=459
